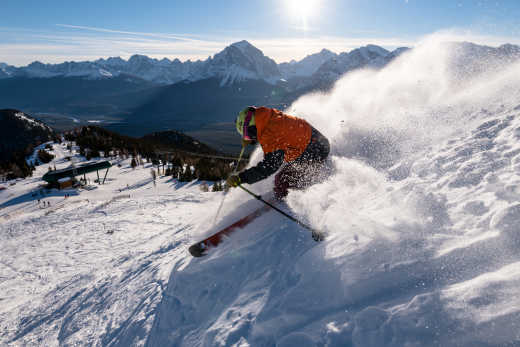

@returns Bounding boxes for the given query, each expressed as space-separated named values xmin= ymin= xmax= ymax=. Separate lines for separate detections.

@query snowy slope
xmin=148 ymin=37 xmax=520 ymax=346
xmin=3 ymin=36 xmax=520 ymax=346
xmin=0 ymin=145 xmax=217 ymax=345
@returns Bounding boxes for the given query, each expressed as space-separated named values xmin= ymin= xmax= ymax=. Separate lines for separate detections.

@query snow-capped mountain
xmin=97 ymin=55 xmax=205 ymax=85
xmin=0 ymin=41 xmax=280 ymax=86
xmin=0 ymin=41 xmax=398 ymax=86
xmin=279 ymin=48 xmax=337 ymax=79
xmin=201 ymin=40 xmax=281 ymax=86
xmin=19 ymin=61 xmax=116 ymax=79
xmin=310 ymin=44 xmax=396 ymax=85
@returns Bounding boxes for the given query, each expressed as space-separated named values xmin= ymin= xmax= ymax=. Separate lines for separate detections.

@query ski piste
xmin=188 ymin=201 xmax=274 ymax=257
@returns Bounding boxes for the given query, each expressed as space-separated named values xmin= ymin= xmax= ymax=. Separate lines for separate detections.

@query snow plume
xmin=290 ymin=36 xmax=520 ymax=166
xmin=280 ymin=35 xmax=520 ymax=240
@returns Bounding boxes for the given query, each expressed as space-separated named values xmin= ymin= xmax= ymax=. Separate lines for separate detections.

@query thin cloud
xmin=1 ymin=25 xmax=520 ymax=66
xmin=55 ymin=24 xmax=206 ymax=43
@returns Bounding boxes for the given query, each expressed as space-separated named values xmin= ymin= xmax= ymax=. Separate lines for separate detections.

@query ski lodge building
xmin=42 ymin=161 xmax=112 ymax=189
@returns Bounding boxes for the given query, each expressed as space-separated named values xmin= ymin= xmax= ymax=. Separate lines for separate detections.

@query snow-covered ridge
xmin=0 ymin=62 xmax=15 ymax=78
xmin=279 ymin=48 xmax=337 ymax=78
xmin=0 ymin=41 xmax=404 ymax=86
xmin=13 ymin=111 xmax=52 ymax=131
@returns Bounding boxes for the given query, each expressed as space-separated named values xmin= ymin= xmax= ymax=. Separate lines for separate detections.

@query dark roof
xmin=42 ymin=160 xmax=112 ymax=183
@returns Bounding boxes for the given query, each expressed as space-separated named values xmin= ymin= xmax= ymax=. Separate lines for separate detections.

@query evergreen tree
xmin=37 ymin=149 xmax=54 ymax=163
xmin=150 ymin=168 xmax=157 ymax=187
xmin=180 ymin=165 xmax=193 ymax=182
xmin=212 ymin=181 xmax=223 ymax=192
xmin=10 ymin=163 xmax=23 ymax=178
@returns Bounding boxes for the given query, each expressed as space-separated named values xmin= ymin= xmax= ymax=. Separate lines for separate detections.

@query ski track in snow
xmin=0 ymin=144 xmax=208 ymax=346
xmin=3 ymin=37 xmax=520 ymax=346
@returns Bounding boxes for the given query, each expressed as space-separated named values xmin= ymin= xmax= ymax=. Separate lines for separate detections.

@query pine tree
xmin=212 ymin=181 xmax=222 ymax=192
xmin=38 ymin=149 xmax=54 ymax=163
xmin=180 ymin=165 xmax=193 ymax=182
xmin=150 ymin=168 xmax=157 ymax=187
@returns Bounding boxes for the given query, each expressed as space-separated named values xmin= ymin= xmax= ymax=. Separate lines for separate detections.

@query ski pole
xmin=234 ymin=146 xmax=245 ymax=174
xmin=212 ymin=146 xmax=246 ymax=226
xmin=237 ymin=184 xmax=324 ymax=241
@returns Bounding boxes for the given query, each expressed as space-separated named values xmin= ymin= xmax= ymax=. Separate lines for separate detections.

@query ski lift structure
xmin=42 ymin=161 xmax=112 ymax=189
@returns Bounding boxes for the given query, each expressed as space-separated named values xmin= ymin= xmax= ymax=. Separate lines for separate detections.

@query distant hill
xmin=0 ymin=109 xmax=57 ymax=178
xmin=141 ymin=130 xmax=220 ymax=155
xmin=0 ymin=109 xmax=54 ymax=151
xmin=66 ymin=125 xmax=224 ymax=159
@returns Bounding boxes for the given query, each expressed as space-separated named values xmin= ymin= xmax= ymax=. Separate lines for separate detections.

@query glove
xmin=226 ymin=175 xmax=241 ymax=187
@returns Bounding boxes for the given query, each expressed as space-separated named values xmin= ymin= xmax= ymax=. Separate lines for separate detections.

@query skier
xmin=226 ymin=106 xmax=330 ymax=200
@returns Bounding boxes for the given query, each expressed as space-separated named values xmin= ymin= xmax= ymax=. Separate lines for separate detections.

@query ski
xmin=189 ymin=202 xmax=273 ymax=257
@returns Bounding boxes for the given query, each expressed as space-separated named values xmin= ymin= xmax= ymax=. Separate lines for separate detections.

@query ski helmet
xmin=236 ymin=107 xmax=256 ymax=138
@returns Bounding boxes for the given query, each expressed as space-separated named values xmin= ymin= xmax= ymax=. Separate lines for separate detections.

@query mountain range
xmin=0 ymin=40 xmax=404 ymax=86
xmin=3 ymin=40 xmax=520 ymax=89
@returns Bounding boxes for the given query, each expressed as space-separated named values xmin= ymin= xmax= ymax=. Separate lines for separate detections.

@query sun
xmin=285 ymin=0 xmax=321 ymax=30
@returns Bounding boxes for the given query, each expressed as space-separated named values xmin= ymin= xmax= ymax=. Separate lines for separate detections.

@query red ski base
xmin=189 ymin=203 xmax=272 ymax=257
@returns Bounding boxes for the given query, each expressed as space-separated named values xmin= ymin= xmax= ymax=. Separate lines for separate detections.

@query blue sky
xmin=2 ymin=0 xmax=520 ymax=66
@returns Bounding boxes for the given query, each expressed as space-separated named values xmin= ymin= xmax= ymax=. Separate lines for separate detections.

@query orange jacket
xmin=254 ymin=107 xmax=312 ymax=162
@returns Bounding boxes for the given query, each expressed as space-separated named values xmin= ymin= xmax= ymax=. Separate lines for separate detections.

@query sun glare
xmin=286 ymin=0 xmax=321 ymax=30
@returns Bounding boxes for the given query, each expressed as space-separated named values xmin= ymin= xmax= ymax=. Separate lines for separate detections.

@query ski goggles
xmin=243 ymin=108 xmax=254 ymax=140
